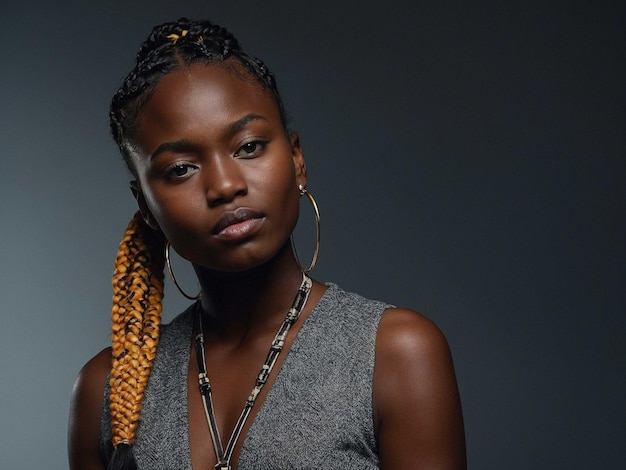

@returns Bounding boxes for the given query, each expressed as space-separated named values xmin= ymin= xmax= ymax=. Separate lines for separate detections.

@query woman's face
xmin=129 ymin=62 xmax=306 ymax=272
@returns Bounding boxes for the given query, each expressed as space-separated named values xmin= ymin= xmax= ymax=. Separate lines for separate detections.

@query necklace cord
xmin=194 ymin=273 xmax=313 ymax=469
xmin=195 ymin=332 xmax=225 ymax=461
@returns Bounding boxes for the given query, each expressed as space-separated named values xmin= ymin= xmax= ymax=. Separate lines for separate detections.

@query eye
xmin=234 ymin=140 xmax=267 ymax=158
xmin=164 ymin=163 xmax=197 ymax=180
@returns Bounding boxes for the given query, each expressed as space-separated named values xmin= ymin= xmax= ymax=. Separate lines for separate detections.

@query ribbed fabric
xmin=100 ymin=284 xmax=388 ymax=469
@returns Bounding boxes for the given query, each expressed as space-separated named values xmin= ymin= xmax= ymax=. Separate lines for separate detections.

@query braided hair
xmin=107 ymin=18 xmax=288 ymax=469
xmin=110 ymin=17 xmax=288 ymax=174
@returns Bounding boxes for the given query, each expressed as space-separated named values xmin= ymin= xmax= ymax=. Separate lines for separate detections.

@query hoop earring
xmin=291 ymin=184 xmax=320 ymax=273
xmin=165 ymin=242 xmax=201 ymax=300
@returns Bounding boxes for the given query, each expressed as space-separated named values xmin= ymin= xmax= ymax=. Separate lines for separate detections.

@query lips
xmin=212 ymin=208 xmax=264 ymax=236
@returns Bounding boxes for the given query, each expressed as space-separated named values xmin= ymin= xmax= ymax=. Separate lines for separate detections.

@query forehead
xmin=134 ymin=63 xmax=280 ymax=149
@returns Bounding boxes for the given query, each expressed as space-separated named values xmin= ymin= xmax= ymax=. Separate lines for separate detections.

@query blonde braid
xmin=109 ymin=212 xmax=165 ymax=454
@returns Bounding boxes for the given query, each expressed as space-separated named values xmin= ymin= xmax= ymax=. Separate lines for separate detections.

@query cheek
xmin=143 ymin=184 xmax=205 ymax=237
xmin=269 ymin=171 xmax=301 ymax=235
xmin=253 ymin=156 xmax=298 ymax=208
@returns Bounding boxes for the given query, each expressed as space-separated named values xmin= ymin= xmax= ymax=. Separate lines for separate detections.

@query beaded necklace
xmin=194 ymin=272 xmax=312 ymax=470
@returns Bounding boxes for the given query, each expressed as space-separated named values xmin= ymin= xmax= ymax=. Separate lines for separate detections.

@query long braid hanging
xmin=107 ymin=18 xmax=289 ymax=469
xmin=108 ymin=212 xmax=165 ymax=469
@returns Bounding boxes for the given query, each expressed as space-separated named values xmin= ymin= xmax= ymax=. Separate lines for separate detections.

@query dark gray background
xmin=1 ymin=1 xmax=624 ymax=468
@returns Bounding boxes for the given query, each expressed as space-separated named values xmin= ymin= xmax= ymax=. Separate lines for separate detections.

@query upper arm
xmin=373 ymin=308 xmax=466 ymax=470
xmin=68 ymin=347 xmax=111 ymax=470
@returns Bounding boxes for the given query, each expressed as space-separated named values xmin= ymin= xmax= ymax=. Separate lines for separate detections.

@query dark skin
xmin=68 ymin=62 xmax=466 ymax=469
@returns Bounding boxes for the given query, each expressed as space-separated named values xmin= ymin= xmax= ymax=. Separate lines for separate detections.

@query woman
xmin=68 ymin=18 xmax=466 ymax=470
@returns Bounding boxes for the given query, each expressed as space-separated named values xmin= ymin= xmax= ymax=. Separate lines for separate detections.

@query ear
xmin=290 ymin=132 xmax=307 ymax=188
xmin=130 ymin=180 xmax=160 ymax=230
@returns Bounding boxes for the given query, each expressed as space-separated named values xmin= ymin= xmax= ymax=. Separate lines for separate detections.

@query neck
xmin=193 ymin=243 xmax=305 ymax=339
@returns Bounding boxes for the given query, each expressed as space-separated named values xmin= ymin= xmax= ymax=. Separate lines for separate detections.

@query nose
xmin=203 ymin=155 xmax=247 ymax=207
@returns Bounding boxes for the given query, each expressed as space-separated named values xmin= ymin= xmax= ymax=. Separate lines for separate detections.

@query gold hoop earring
xmin=291 ymin=184 xmax=320 ymax=273
xmin=165 ymin=242 xmax=201 ymax=300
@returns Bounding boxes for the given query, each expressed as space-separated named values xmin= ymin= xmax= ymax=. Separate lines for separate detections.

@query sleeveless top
xmin=100 ymin=284 xmax=389 ymax=469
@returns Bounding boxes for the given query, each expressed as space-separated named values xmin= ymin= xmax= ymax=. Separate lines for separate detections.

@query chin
xmin=195 ymin=256 xmax=267 ymax=276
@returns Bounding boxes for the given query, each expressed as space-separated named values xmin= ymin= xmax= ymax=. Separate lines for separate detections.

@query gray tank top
xmin=100 ymin=284 xmax=388 ymax=468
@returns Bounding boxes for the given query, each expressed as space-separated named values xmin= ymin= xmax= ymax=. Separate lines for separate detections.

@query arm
xmin=373 ymin=308 xmax=466 ymax=469
xmin=68 ymin=347 xmax=111 ymax=470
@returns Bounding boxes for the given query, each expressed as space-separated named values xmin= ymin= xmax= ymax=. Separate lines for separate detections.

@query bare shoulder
xmin=68 ymin=348 xmax=111 ymax=470
xmin=376 ymin=307 xmax=450 ymax=360
xmin=71 ymin=347 xmax=111 ymax=412
xmin=373 ymin=307 xmax=466 ymax=469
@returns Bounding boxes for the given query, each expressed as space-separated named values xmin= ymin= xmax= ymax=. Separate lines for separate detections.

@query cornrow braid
xmin=109 ymin=17 xmax=288 ymax=175
xmin=108 ymin=212 xmax=165 ymax=469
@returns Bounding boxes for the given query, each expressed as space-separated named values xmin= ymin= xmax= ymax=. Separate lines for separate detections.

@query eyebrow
xmin=227 ymin=113 xmax=268 ymax=133
xmin=150 ymin=139 xmax=196 ymax=161
xmin=149 ymin=113 xmax=269 ymax=161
